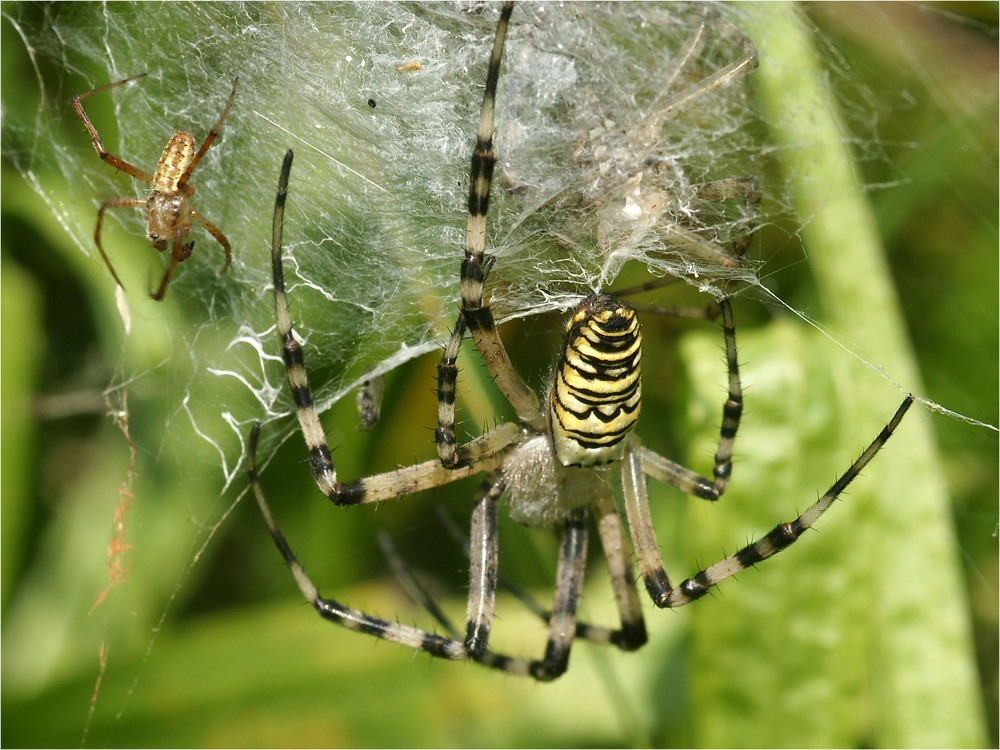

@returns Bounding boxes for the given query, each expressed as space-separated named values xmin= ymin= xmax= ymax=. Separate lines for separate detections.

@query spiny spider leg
xmin=624 ymin=395 xmax=914 ymax=607
xmin=428 ymin=498 xmax=647 ymax=650
xmin=249 ymin=424 xmax=596 ymax=681
xmin=268 ymin=149 xmax=520 ymax=505
xmin=460 ymin=1 xmax=545 ymax=430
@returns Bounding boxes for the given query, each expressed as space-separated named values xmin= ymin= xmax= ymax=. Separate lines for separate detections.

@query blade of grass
xmin=678 ymin=4 xmax=986 ymax=746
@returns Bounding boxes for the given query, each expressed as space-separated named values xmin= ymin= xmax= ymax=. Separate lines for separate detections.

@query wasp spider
xmin=247 ymin=2 xmax=913 ymax=681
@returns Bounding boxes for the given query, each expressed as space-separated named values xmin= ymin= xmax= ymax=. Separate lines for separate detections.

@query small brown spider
xmin=71 ymin=73 xmax=238 ymax=300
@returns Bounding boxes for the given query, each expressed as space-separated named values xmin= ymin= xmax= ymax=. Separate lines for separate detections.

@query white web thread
xmin=8 ymin=3 xmax=773 ymax=446
xmin=2 ymin=2 xmax=995 ymax=744
xmin=755 ymin=284 xmax=998 ymax=433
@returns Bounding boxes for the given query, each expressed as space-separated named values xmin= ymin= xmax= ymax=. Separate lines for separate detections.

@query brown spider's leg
xmin=149 ymin=247 xmax=182 ymax=301
xmin=190 ymin=209 xmax=233 ymax=273
xmin=639 ymin=395 xmax=915 ymax=608
xmin=626 ymin=14 xmax=760 ymax=269
xmin=94 ymin=197 xmax=145 ymax=290
xmin=72 ymin=73 xmax=156 ymax=184
xmin=149 ymin=218 xmax=195 ymax=300
xmin=179 ymin=78 xmax=239 ymax=186
xmin=461 ymin=1 xmax=544 ymax=430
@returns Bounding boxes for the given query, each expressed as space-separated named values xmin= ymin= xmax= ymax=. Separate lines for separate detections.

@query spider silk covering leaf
xmin=4 ymin=2 xmax=775 ymax=484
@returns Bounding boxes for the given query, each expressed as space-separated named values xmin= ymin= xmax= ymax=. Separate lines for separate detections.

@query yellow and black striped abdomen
xmin=549 ymin=293 xmax=641 ymax=467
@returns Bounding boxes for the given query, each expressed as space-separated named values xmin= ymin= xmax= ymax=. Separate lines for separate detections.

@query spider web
xmin=2 ymin=2 xmax=996 ymax=747
xmin=3 ymin=2 xmax=780 ymax=476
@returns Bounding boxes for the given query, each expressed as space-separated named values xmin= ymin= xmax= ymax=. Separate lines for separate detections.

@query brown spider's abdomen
xmin=152 ymin=130 xmax=196 ymax=193
xmin=549 ymin=293 xmax=641 ymax=467
xmin=144 ymin=131 xmax=196 ymax=250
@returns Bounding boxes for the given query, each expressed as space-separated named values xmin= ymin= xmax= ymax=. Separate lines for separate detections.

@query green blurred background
xmin=2 ymin=3 xmax=996 ymax=747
